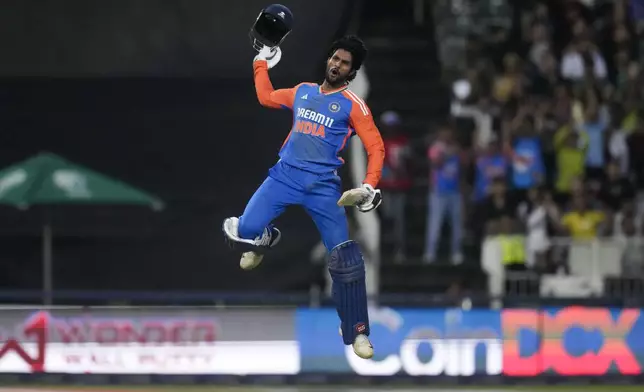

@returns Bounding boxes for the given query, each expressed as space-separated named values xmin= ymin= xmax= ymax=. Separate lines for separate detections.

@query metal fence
xmin=483 ymin=236 xmax=644 ymax=308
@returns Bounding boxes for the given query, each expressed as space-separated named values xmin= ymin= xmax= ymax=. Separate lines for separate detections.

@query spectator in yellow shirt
xmin=554 ymin=124 xmax=588 ymax=196
xmin=561 ymin=195 xmax=606 ymax=240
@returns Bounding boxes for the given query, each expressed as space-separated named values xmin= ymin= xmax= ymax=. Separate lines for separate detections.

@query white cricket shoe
xmin=353 ymin=334 xmax=374 ymax=359
xmin=240 ymin=251 xmax=264 ymax=270
xmin=339 ymin=326 xmax=374 ymax=359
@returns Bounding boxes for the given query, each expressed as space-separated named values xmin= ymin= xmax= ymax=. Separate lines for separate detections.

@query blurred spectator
xmin=473 ymin=136 xmax=509 ymax=201
xmin=571 ymin=86 xmax=608 ymax=128
xmin=451 ymin=67 xmax=499 ymax=149
xmin=613 ymin=200 xmax=643 ymax=238
xmin=425 ymin=125 xmax=464 ymax=264
xmin=553 ymin=121 xmax=588 ymax=203
xmin=517 ymin=186 xmax=552 ymax=270
xmin=609 ymin=19 xmax=636 ymax=81
xmin=607 ymin=105 xmax=629 ymax=175
xmin=498 ymin=215 xmax=527 ymax=272
xmin=506 ymin=104 xmax=546 ymax=195
xmin=530 ymin=50 xmax=560 ymax=96
xmin=473 ymin=177 xmax=517 ymax=240
xmin=621 ymin=98 xmax=642 ymax=132
xmin=620 ymin=62 xmax=642 ymax=102
xmin=533 ymin=99 xmax=559 ymax=184
xmin=378 ymin=111 xmax=412 ymax=262
xmin=561 ymin=25 xmax=608 ymax=81
xmin=477 ymin=96 xmax=503 ymax=145
xmin=521 ymin=1 xmax=553 ymax=38
xmin=613 ymin=50 xmax=633 ymax=94
xmin=527 ymin=23 xmax=552 ymax=67
xmin=615 ymin=214 xmax=644 ymax=277
xmin=560 ymin=194 xmax=606 ymax=240
xmin=580 ymin=98 xmax=609 ymax=185
xmin=493 ymin=53 xmax=527 ymax=104
xmin=598 ymin=160 xmax=636 ymax=212
xmin=567 ymin=177 xmax=588 ymax=202
xmin=553 ymin=83 xmax=574 ymax=124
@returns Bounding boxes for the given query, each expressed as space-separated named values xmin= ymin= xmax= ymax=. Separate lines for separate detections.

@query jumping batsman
xmin=223 ymin=4 xmax=385 ymax=359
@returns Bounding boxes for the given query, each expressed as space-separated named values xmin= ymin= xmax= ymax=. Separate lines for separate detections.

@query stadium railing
xmin=482 ymin=235 xmax=644 ymax=306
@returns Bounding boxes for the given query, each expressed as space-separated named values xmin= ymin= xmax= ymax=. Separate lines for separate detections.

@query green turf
xmin=9 ymin=385 xmax=644 ymax=392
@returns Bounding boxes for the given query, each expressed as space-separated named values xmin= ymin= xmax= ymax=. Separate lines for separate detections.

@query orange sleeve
xmin=253 ymin=60 xmax=297 ymax=109
xmin=349 ymin=100 xmax=385 ymax=188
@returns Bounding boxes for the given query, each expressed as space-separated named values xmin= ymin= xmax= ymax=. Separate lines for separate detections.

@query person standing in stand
xmin=378 ymin=111 xmax=412 ymax=262
xmin=425 ymin=125 xmax=464 ymax=265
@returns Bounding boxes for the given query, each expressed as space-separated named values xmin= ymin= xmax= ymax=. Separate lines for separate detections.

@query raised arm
xmin=253 ymin=60 xmax=297 ymax=109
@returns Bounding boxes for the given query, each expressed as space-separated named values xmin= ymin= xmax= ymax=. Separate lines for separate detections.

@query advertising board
xmin=0 ymin=307 xmax=298 ymax=374
xmin=502 ymin=307 xmax=644 ymax=376
xmin=296 ymin=306 xmax=644 ymax=377
xmin=297 ymin=307 xmax=503 ymax=376
xmin=1 ymin=305 xmax=642 ymax=378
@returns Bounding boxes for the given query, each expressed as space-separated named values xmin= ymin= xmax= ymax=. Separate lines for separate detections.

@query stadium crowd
xmin=377 ymin=0 xmax=644 ymax=276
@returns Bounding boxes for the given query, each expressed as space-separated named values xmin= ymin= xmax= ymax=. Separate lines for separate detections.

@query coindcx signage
xmin=502 ymin=307 xmax=643 ymax=376
xmin=296 ymin=306 xmax=644 ymax=377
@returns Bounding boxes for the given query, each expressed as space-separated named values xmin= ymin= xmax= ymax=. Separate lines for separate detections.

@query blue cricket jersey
xmin=253 ymin=60 xmax=385 ymax=187
xmin=475 ymin=154 xmax=509 ymax=200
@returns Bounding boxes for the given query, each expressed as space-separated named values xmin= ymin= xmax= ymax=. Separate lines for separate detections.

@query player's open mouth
xmin=330 ymin=68 xmax=339 ymax=77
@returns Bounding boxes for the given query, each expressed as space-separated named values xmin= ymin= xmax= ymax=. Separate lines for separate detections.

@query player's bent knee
xmin=328 ymin=240 xmax=365 ymax=282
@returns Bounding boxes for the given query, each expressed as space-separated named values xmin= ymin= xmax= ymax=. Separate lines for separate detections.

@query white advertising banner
xmin=0 ymin=342 xmax=299 ymax=374
xmin=0 ymin=307 xmax=299 ymax=375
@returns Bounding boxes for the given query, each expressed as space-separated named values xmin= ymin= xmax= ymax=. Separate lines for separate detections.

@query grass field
xmin=2 ymin=386 xmax=642 ymax=392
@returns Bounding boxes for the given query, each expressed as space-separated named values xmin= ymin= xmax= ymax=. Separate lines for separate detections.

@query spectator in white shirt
xmin=607 ymin=107 xmax=630 ymax=176
xmin=560 ymin=20 xmax=607 ymax=81
xmin=517 ymin=186 xmax=554 ymax=270
xmin=560 ymin=41 xmax=608 ymax=81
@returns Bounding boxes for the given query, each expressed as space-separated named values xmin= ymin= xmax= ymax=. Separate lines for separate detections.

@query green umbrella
xmin=0 ymin=152 xmax=164 ymax=304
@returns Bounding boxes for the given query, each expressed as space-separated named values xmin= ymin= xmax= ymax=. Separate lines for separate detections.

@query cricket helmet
xmin=249 ymin=4 xmax=294 ymax=52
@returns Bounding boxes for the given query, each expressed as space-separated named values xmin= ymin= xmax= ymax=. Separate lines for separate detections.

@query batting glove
xmin=254 ymin=46 xmax=282 ymax=69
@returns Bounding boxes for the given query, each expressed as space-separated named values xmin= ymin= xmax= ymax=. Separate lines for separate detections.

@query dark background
xmin=0 ymin=0 xmax=355 ymax=293
xmin=0 ymin=0 xmax=352 ymax=78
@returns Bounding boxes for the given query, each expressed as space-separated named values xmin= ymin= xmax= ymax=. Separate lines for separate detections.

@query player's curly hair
xmin=328 ymin=35 xmax=368 ymax=82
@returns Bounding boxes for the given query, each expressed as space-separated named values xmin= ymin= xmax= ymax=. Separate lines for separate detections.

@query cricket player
xmin=223 ymin=31 xmax=385 ymax=359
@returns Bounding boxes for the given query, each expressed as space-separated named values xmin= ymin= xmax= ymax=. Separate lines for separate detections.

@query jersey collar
xmin=319 ymin=84 xmax=348 ymax=95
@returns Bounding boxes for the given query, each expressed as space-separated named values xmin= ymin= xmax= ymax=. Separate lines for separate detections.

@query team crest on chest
xmin=329 ymin=102 xmax=341 ymax=113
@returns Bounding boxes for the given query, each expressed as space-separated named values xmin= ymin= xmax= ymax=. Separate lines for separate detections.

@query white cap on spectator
xmin=453 ymin=79 xmax=471 ymax=100
xmin=380 ymin=110 xmax=401 ymax=126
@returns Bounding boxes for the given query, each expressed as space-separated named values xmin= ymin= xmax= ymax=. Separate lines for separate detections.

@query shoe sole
xmin=353 ymin=346 xmax=374 ymax=359
xmin=240 ymin=252 xmax=263 ymax=270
